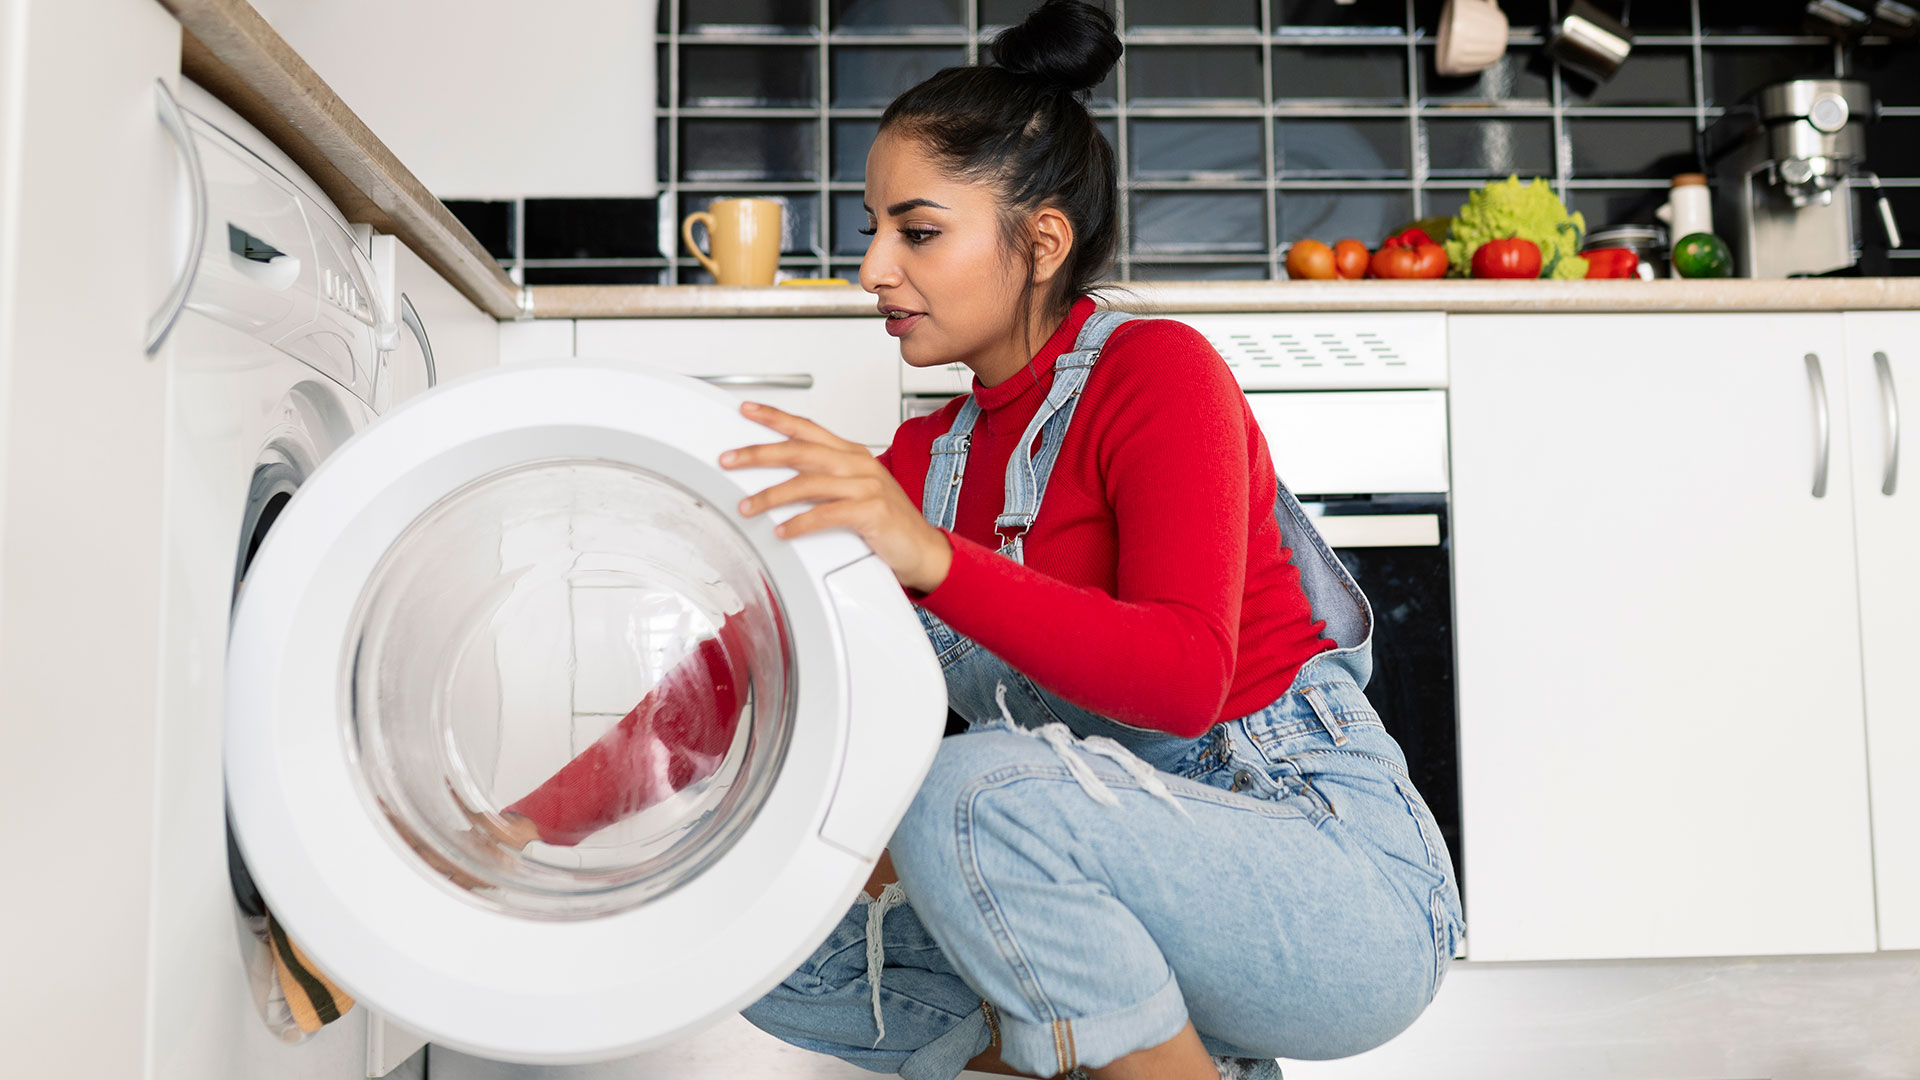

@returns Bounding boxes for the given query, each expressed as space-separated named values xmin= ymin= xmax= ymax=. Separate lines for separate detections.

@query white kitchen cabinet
xmin=576 ymin=319 xmax=903 ymax=448
xmin=1843 ymin=311 xmax=1920 ymax=952
xmin=1448 ymin=313 xmax=1877 ymax=962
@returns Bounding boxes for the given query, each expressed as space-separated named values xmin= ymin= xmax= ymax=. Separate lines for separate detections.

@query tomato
xmin=1471 ymin=237 xmax=1543 ymax=279
xmin=1369 ymin=239 xmax=1450 ymax=279
xmin=1333 ymin=239 xmax=1371 ymax=280
xmin=1285 ymin=240 xmax=1338 ymax=281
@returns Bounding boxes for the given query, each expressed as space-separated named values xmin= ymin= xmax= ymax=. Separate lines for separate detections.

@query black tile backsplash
xmin=485 ymin=0 xmax=1917 ymax=283
xmin=679 ymin=45 xmax=817 ymax=107
xmin=1574 ymin=48 xmax=1695 ymax=106
xmin=1275 ymin=0 xmax=1406 ymax=33
xmin=522 ymin=199 xmax=657 ymax=260
xmin=1425 ymin=117 xmax=1557 ymax=177
xmin=443 ymin=200 xmax=514 ymax=261
xmin=680 ymin=119 xmax=817 ymax=181
xmin=682 ymin=0 xmax=816 ymax=33
xmin=1128 ymin=46 xmax=1266 ymax=103
xmin=1131 ymin=0 xmax=1263 ymax=29
xmin=1134 ymin=118 xmax=1267 ymax=180
xmin=1272 ymin=46 xmax=1408 ymax=103
xmin=1276 ymin=118 xmax=1411 ymax=178
xmin=830 ymin=46 xmax=965 ymax=107
xmin=832 ymin=0 xmax=965 ymax=31
xmin=1131 ymin=192 xmax=1268 ymax=253
xmin=1275 ymin=189 xmax=1417 ymax=247
xmin=1567 ymin=118 xmax=1701 ymax=178
xmin=832 ymin=119 xmax=882 ymax=182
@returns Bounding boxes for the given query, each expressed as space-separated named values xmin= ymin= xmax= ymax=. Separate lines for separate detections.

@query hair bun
xmin=988 ymin=0 xmax=1122 ymax=94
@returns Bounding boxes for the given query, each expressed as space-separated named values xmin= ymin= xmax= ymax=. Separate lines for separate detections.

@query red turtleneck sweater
xmin=881 ymin=297 xmax=1333 ymax=738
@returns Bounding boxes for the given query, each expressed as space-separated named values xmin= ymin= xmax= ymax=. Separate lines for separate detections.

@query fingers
xmin=720 ymin=437 xmax=872 ymax=475
xmin=765 ymin=499 xmax=875 ymax=541
xmin=738 ymin=401 xmax=859 ymax=450
xmin=738 ymin=472 xmax=885 ymax=521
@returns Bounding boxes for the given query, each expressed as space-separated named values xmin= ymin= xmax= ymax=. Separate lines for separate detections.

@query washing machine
xmin=146 ymin=78 xmax=945 ymax=1078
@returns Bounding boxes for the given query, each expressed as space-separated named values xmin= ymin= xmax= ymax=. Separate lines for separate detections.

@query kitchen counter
xmin=530 ymin=277 xmax=1920 ymax=318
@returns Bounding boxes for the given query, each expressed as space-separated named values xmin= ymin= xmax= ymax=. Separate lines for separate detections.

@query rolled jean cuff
xmin=898 ymin=1006 xmax=994 ymax=1080
xmin=996 ymin=971 xmax=1190 ymax=1077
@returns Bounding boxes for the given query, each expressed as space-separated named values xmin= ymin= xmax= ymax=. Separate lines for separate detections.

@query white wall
xmin=250 ymin=0 xmax=657 ymax=199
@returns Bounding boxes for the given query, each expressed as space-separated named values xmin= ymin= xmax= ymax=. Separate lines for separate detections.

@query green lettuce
xmin=1443 ymin=176 xmax=1589 ymax=280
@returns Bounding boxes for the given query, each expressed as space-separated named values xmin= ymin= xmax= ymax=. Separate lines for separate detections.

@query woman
xmin=717 ymin=4 xmax=1466 ymax=1079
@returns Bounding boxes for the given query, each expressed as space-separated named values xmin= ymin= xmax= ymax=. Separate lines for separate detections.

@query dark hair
xmin=878 ymin=0 xmax=1121 ymax=325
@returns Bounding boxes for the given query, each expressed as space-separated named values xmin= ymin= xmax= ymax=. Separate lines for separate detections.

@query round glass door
xmin=346 ymin=458 xmax=794 ymax=920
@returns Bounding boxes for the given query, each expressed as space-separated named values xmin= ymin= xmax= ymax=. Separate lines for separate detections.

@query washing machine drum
xmin=225 ymin=361 xmax=945 ymax=1065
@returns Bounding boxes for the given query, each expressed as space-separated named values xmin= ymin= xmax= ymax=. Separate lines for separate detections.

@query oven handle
xmin=1311 ymin=513 xmax=1442 ymax=548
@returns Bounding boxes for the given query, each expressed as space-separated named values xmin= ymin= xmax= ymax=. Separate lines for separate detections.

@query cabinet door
xmin=1449 ymin=313 xmax=1877 ymax=962
xmin=578 ymin=319 xmax=903 ymax=448
xmin=1843 ymin=311 xmax=1920 ymax=951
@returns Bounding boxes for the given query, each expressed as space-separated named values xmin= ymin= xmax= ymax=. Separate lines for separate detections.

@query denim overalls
xmin=742 ymin=312 xmax=1466 ymax=1080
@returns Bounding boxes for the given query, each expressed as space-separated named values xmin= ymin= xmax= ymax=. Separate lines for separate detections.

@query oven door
xmin=1301 ymin=493 xmax=1463 ymax=913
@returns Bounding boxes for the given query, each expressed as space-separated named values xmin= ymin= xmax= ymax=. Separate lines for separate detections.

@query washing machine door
xmin=225 ymin=361 xmax=945 ymax=1065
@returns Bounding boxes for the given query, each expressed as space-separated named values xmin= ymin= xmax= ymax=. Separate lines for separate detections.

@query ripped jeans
xmin=739 ymin=656 xmax=1465 ymax=1079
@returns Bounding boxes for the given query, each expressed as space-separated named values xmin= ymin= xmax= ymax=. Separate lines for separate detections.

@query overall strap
xmin=921 ymin=396 xmax=982 ymax=532
xmin=993 ymin=310 xmax=1133 ymax=560
xmin=915 ymin=309 xmax=1135 ymax=559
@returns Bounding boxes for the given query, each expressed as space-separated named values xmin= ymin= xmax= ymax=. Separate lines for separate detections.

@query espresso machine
xmin=1706 ymin=78 xmax=1903 ymax=278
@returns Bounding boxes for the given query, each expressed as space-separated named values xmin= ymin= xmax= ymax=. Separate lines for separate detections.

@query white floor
xmin=422 ymin=951 xmax=1920 ymax=1080
xmin=424 ymin=1013 xmax=1003 ymax=1078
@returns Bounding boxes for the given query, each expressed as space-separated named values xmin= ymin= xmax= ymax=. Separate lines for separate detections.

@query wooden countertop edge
xmin=528 ymin=279 xmax=1920 ymax=318
xmin=161 ymin=0 xmax=522 ymax=321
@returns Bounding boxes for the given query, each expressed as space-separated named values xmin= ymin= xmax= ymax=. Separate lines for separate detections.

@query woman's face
xmin=858 ymin=131 xmax=1035 ymax=382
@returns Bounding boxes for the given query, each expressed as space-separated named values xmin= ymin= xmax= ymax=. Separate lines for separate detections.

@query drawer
xmin=576 ymin=318 xmax=904 ymax=446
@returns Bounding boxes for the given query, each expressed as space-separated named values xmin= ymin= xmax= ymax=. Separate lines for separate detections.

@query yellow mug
xmin=681 ymin=197 xmax=784 ymax=285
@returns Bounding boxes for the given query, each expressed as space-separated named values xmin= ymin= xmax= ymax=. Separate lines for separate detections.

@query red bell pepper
xmin=1582 ymin=247 xmax=1641 ymax=279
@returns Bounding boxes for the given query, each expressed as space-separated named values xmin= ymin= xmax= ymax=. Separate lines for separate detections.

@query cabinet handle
xmin=147 ymin=80 xmax=206 ymax=355
xmin=1875 ymin=350 xmax=1900 ymax=497
xmin=695 ymin=373 xmax=814 ymax=390
xmin=1806 ymin=352 xmax=1831 ymax=499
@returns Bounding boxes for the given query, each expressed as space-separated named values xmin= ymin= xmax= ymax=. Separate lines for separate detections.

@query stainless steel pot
xmin=1583 ymin=224 xmax=1670 ymax=278
xmin=1547 ymin=0 xmax=1634 ymax=83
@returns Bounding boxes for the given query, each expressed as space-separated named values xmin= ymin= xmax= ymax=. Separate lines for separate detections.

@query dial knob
xmin=1808 ymin=93 xmax=1850 ymax=134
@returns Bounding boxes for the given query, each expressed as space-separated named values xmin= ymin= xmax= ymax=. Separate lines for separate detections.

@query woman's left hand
xmin=721 ymin=401 xmax=952 ymax=593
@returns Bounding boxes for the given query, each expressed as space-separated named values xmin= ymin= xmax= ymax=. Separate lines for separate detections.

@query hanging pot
xmin=1547 ymin=0 xmax=1634 ymax=84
